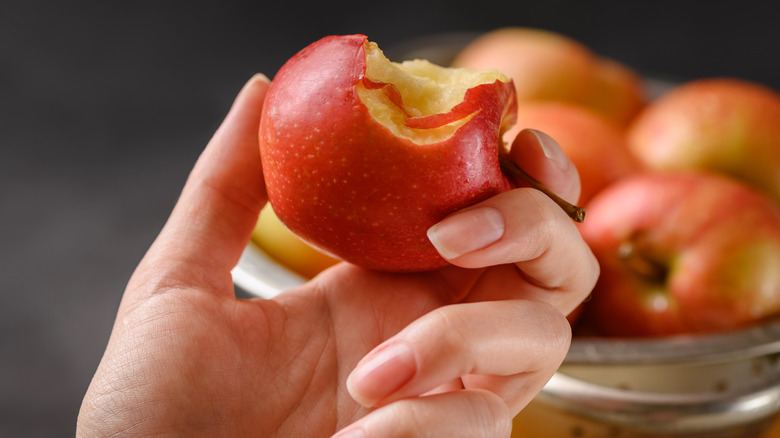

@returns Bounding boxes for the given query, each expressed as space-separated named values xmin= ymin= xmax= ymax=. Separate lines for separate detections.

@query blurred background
xmin=2 ymin=0 xmax=779 ymax=435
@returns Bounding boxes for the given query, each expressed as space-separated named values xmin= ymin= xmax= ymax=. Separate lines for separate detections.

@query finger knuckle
xmin=522 ymin=301 xmax=572 ymax=364
xmin=425 ymin=307 xmax=472 ymax=361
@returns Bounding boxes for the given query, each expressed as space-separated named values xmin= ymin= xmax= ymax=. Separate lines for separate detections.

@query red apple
xmin=578 ymin=171 xmax=780 ymax=337
xmin=259 ymin=34 xmax=520 ymax=271
xmin=627 ymin=78 xmax=780 ymax=203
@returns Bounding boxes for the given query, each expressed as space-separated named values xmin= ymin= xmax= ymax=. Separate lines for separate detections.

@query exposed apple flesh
xmin=259 ymin=35 xmax=523 ymax=271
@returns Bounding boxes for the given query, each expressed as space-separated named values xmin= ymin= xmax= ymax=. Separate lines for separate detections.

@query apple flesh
xmin=259 ymin=34 xmax=519 ymax=271
xmin=578 ymin=171 xmax=780 ymax=337
xmin=627 ymin=78 xmax=780 ymax=203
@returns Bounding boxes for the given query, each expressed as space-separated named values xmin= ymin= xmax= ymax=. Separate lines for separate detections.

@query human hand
xmin=77 ymin=74 xmax=598 ymax=437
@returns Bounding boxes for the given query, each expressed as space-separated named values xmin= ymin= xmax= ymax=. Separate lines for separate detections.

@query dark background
xmin=2 ymin=0 xmax=779 ymax=436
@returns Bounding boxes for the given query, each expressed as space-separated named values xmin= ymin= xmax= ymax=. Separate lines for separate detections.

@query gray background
xmin=3 ymin=0 xmax=780 ymax=436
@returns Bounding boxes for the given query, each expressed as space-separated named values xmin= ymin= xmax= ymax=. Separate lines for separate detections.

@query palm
xmin=125 ymin=263 xmax=495 ymax=436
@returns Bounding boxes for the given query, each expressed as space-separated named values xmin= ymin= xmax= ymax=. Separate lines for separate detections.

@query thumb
xmin=507 ymin=128 xmax=581 ymax=205
xmin=130 ymin=74 xmax=270 ymax=299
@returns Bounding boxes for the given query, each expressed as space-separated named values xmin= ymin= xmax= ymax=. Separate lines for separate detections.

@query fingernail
xmin=241 ymin=73 xmax=270 ymax=93
xmin=427 ymin=207 xmax=505 ymax=260
xmin=347 ymin=343 xmax=416 ymax=406
xmin=529 ymin=129 xmax=569 ymax=172
xmin=332 ymin=427 xmax=366 ymax=438
xmin=249 ymin=72 xmax=270 ymax=84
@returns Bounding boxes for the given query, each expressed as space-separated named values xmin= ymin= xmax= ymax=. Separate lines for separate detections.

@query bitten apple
xmin=579 ymin=171 xmax=780 ymax=337
xmin=259 ymin=34 xmax=521 ymax=271
xmin=627 ymin=78 xmax=780 ymax=203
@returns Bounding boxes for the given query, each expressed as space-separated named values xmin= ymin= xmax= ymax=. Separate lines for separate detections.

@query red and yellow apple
xmin=251 ymin=204 xmax=340 ymax=279
xmin=452 ymin=27 xmax=597 ymax=106
xmin=583 ymin=56 xmax=647 ymax=126
xmin=505 ymin=101 xmax=643 ymax=205
xmin=452 ymin=27 xmax=647 ymax=127
xmin=578 ymin=171 xmax=780 ymax=337
xmin=627 ymin=78 xmax=780 ymax=203
xmin=259 ymin=34 xmax=520 ymax=271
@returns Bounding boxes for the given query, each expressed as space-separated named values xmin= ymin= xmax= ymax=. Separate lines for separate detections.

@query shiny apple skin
xmin=259 ymin=35 xmax=517 ymax=271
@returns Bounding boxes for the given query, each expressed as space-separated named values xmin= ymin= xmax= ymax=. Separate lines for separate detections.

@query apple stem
xmin=498 ymin=156 xmax=586 ymax=223
xmin=617 ymin=241 xmax=668 ymax=284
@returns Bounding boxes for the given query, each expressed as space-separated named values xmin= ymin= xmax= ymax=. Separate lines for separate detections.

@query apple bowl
xmin=233 ymin=33 xmax=780 ymax=437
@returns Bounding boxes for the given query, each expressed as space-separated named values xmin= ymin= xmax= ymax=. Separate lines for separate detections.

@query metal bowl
xmin=233 ymin=33 xmax=780 ymax=437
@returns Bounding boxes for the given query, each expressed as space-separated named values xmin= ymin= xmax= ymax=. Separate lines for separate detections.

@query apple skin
xmin=583 ymin=56 xmax=647 ymax=127
xmin=627 ymin=78 xmax=780 ymax=203
xmin=259 ymin=35 xmax=517 ymax=272
xmin=578 ymin=171 xmax=780 ymax=337
xmin=452 ymin=27 xmax=647 ymax=127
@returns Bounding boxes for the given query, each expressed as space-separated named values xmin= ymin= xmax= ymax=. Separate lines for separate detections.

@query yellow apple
xmin=251 ymin=204 xmax=340 ymax=279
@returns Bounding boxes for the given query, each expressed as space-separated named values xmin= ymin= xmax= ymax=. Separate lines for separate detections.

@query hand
xmin=77 ymin=74 xmax=598 ymax=437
